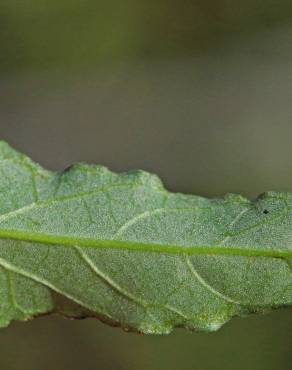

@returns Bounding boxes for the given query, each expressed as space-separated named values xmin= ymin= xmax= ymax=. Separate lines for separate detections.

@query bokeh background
xmin=1 ymin=1 xmax=292 ymax=369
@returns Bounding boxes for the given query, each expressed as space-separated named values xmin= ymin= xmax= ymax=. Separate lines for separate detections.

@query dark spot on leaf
xmin=63 ymin=165 xmax=74 ymax=173
xmin=263 ymin=209 xmax=269 ymax=214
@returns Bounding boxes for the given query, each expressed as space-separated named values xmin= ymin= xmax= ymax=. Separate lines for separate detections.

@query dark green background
xmin=1 ymin=1 xmax=292 ymax=369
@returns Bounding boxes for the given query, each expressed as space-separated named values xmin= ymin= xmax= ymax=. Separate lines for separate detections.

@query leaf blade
xmin=0 ymin=141 xmax=290 ymax=334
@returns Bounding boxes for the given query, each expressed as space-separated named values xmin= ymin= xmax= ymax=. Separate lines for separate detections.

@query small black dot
xmin=263 ymin=209 xmax=269 ymax=214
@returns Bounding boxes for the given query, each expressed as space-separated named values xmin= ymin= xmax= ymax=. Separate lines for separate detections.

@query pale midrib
xmin=0 ymin=229 xmax=291 ymax=258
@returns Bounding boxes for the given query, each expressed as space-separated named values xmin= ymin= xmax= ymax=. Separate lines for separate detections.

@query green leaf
xmin=0 ymin=141 xmax=290 ymax=334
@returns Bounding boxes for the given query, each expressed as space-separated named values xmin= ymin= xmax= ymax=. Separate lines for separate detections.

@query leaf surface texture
xmin=0 ymin=142 xmax=291 ymax=334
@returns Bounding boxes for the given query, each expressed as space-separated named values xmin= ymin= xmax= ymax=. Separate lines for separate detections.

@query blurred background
xmin=1 ymin=1 xmax=292 ymax=369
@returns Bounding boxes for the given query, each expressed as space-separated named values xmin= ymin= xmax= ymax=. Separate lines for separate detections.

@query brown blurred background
xmin=1 ymin=1 xmax=292 ymax=369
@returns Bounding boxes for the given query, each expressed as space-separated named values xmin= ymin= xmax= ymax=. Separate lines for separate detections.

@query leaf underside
xmin=0 ymin=141 xmax=291 ymax=334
